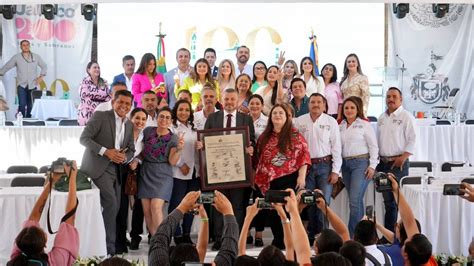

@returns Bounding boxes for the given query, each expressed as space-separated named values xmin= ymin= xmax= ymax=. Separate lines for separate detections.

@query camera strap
xmin=46 ymin=168 xmax=79 ymax=234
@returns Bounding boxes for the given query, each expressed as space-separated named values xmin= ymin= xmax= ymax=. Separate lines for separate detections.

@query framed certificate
xmin=197 ymin=126 xmax=253 ymax=190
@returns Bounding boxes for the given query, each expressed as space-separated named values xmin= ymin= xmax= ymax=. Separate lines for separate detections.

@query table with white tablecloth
xmin=0 ymin=187 xmax=106 ymax=264
xmin=0 ymin=127 xmax=85 ymax=170
xmin=401 ymin=183 xmax=474 ymax=256
xmin=0 ymin=173 xmax=46 ymax=187
xmin=31 ymin=99 xmax=77 ymax=120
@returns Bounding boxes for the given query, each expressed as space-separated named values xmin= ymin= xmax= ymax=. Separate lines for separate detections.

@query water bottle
xmin=454 ymin=112 xmax=461 ymax=126
xmin=422 ymin=173 xmax=429 ymax=191
xmin=0 ymin=111 xmax=5 ymax=126
xmin=42 ymin=89 xmax=47 ymax=99
xmin=16 ymin=112 xmax=23 ymax=127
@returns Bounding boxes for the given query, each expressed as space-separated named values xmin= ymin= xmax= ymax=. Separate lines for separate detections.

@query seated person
xmin=8 ymin=161 xmax=79 ymax=266
xmin=354 ymin=220 xmax=392 ymax=265
xmin=339 ymin=240 xmax=366 ymax=266
xmin=148 ymin=190 xmax=239 ymax=265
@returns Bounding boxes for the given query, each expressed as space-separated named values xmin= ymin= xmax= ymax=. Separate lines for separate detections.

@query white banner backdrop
xmin=388 ymin=4 xmax=473 ymax=118
xmin=1 ymin=4 xmax=92 ymax=120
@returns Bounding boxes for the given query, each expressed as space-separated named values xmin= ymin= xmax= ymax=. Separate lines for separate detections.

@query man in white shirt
xmin=142 ymin=90 xmax=159 ymax=127
xmin=164 ymin=48 xmax=192 ymax=108
xmin=204 ymin=48 xmax=218 ymax=79
xmin=193 ymin=84 xmax=218 ymax=130
xmin=112 ymin=55 xmax=135 ymax=91
xmin=354 ymin=220 xmax=393 ymax=266
xmin=294 ymin=93 xmax=342 ymax=244
xmin=377 ymin=87 xmax=416 ymax=233
xmin=94 ymin=82 xmax=128 ymax=112
xmin=235 ymin=45 xmax=253 ymax=79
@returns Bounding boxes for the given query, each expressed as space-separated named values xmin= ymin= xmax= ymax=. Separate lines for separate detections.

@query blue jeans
xmin=376 ymin=159 xmax=409 ymax=232
xmin=168 ymin=177 xmax=200 ymax=236
xmin=342 ymin=158 xmax=371 ymax=237
xmin=306 ymin=162 xmax=332 ymax=239
xmin=18 ymin=85 xmax=34 ymax=118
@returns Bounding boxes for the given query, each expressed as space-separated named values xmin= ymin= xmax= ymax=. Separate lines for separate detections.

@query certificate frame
xmin=197 ymin=126 xmax=253 ymax=190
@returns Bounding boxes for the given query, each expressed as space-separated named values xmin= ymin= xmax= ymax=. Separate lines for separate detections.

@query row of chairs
xmin=3 ymin=119 xmax=78 ymax=126
xmin=7 ymin=165 xmax=49 ymax=174
xmin=400 ymin=176 xmax=474 ymax=187
xmin=410 ymin=161 xmax=467 ymax=172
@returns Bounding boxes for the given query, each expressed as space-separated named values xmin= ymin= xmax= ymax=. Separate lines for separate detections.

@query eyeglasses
xmin=158 ymin=114 xmax=172 ymax=120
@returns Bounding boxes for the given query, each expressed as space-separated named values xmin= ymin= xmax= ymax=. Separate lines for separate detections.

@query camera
xmin=257 ymin=198 xmax=273 ymax=209
xmin=265 ymin=190 xmax=290 ymax=203
xmin=301 ymin=190 xmax=323 ymax=205
xmin=197 ymin=192 xmax=215 ymax=204
xmin=51 ymin=157 xmax=73 ymax=174
xmin=374 ymin=172 xmax=392 ymax=192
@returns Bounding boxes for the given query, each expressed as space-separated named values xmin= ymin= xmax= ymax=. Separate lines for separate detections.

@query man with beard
xmin=142 ymin=90 xmax=160 ymax=127
xmin=294 ymin=93 xmax=342 ymax=245
xmin=376 ymin=87 xmax=416 ymax=234
xmin=165 ymin=48 xmax=192 ymax=108
xmin=198 ymin=88 xmax=255 ymax=251
xmin=235 ymin=45 xmax=253 ymax=79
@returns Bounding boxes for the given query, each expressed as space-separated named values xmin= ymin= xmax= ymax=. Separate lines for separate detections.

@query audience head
xmin=222 ymin=88 xmax=239 ymax=113
xmin=314 ymin=229 xmax=343 ymax=254
xmin=236 ymin=45 xmax=250 ymax=65
xmin=122 ymin=55 xmax=135 ymax=76
xmin=339 ymin=240 xmax=366 ymax=266
xmin=300 ymin=56 xmax=316 ymax=78
xmin=8 ymin=226 xmax=49 ymax=265
xmin=236 ymin=73 xmax=252 ymax=98
xmin=142 ymin=90 xmax=158 ymax=115
xmin=172 ymin=99 xmax=194 ymax=127
xmin=136 ymin=53 xmax=157 ymax=76
xmin=342 ymin=96 xmax=365 ymax=121
xmin=177 ymin=89 xmax=192 ymax=104
xmin=321 ymin=63 xmax=338 ymax=83
xmin=204 ymin=47 xmax=217 ymax=67
xmin=386 ymin=87 xmax=403 ymax=113
xmin=192 ymin=58 xmax=212 ymax=82
xmin=252 ymin=61 xmax=267 ymax=83
xmin=111 ymin=81 xmax=127 ymax=96
xmin=248 ymin=94 xmax=264 ymax=117
xmin=283 ymin=60 xmax=299 ymax=79
xmin=403 ymin=234 xmax=432 ymax=266
xmin=176 ymin=48 xmax=191 ymax=70
xmin=397 ymin=219 xmax=421 ymax=246
xmin=99 ymin=257 xmax=132 ymax=266
xmin=201 ymin=83 xmax=217 ymax=110
xmin=235 ymin=255 xmax=261 ymax=266
xmin=130 ymin=107 xmax=148 ymax=131
xmin=257 ymin=245 xmax=287 ymax=266
xmin=169 ymin=243 xmax=200 ymax=266
xmin=311 ymin=252 xmax=351 ymax=266
xmin=112 ymin=90 xmax=133 ymax=118
xmin=354 ymin=220 xmax=378 ymax=246
xmin=308 ymin=93 xmax=328 ymax=117
xmin=290 ymin=78 xmax=306 ymax=100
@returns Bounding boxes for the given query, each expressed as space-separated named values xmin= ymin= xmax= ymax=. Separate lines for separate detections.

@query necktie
xmin=226 ymin=114 xmax=232 ymax=128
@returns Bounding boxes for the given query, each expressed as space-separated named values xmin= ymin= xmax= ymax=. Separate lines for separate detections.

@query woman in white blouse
xmin=168 ymin=99 xmax=199 ymax=244
xmin=216 ymin=59 xmax=236 ymax=102
xmin=299 ymin=56 xmax=324 ymax=97
xmin=248 ymin=94 xmax=268 ymax=139
xmin=339 ymin=96 xmax=379 ymax=237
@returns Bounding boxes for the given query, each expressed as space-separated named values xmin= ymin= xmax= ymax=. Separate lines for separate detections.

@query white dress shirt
xmin=133 ymin=130 xmax=144 ymax=158
xmin=253 ymin=113 xmax=268 ymax=139
xmin=295 ymin=112 xmax=342 ymax=173
xmin=194 ymin=109 xmax=217 ymax=130
xmin=124 ymin=74 xmax=133 ymax=91
xmin=223 ymin=109 xmax=237 ymax=128
xmin=235 ymin=63 xmax=253 ymax=79
xmin=377 ymin=106 xmax=416 ymax=157
xmin=98 ymin=111 xmax=126 ymax=156
xmin=339 ymin=118 xmax=379 ymax=169
xmin=364 ymin=244 xmax=393 ymax=266
xmin=171 ymin=121 xmax=197 ymax=180
xmin=145 ymin=112 xmax=158 ymax=128
xmin=305 ymin=75 xmax=325 ymax=97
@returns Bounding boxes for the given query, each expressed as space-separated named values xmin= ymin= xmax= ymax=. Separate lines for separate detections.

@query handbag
xmin=54 ymin=170 xmax=92 ymax=192
xmin=331 ymin=176 xmax=345 ymax=199
xmin=124 ymin=169 xmax=137 ymax=195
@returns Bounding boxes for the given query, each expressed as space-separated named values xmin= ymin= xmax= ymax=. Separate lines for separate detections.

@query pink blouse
xmin=324 ymin=82 xmax=343 ymax=115
xmin=11 ymin=220 xmax=79 ymax=266
xmin=132 ymin=72 xmax=166 ymax=107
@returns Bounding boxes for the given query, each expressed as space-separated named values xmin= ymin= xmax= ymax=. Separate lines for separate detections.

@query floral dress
xmin=78 ymin=76 xmax=110 ymax=126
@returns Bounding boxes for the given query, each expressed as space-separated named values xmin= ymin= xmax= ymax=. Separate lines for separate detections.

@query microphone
xmin=395 ymin=54 xmax=407 ymax=71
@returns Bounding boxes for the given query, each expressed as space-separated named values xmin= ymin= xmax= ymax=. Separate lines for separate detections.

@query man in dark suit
xmin=112 ymin=55 xmax=135 ymax=91
xmin=80 ymin=90 xmax=135 ymax=255
xmin=164 ymin=48 xmax=191 ymax=109
xmin=204 ymin=48 xmax=218 ymax=79
xmin=203 ymin=88 xmax=255 ymax=250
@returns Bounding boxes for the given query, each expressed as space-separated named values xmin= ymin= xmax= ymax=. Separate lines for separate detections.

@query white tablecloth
xmin=0 ymin=127 xmax=85 ymax=170
xmin=0 ymin=187 xmax=106 ymax=264
xmin=401 ymin=183 xmax=474 ymax=256
xmin=31 ymin=99 xmax=77 ymax=120
xmin=0 ymin=173 xmax=46 ymax=187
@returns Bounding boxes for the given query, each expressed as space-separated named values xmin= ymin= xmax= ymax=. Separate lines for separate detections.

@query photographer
xmin=8 ymin=161 xmax=79 ymax=266
xmin=149 ymin=190 xmax=239 ymax=265
xmin=461 ymin=182 xmax=474 ymax=202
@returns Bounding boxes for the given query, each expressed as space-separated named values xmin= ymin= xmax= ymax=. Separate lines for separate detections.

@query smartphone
xmin=265 ymin=190 xmax=290 ymax=203
xmin=257 ymin=198 xmax=273 ymax=209
xmin=443 ymin=184 xmax=463 ymax=195
xmin=197 ymin=192 xmax=215 ymax=204
xmin=365 ymin=205 xmax=374 ymax=219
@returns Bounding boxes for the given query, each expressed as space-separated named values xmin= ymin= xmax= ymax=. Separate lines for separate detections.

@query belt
xmin=343 ymin=153 xmax=369 ymax=160
xmin=380 ymin=155 xmax=402 ymax=163
xmin=311 ymin=155 xmax=332 ymax=164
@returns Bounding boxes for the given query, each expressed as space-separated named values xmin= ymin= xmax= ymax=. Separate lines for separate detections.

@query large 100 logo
xmin=15 ymin=5 xmax=77 ymax=42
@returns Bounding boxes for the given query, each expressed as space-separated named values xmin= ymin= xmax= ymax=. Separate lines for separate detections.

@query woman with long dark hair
xmin=321 ymin=63 xmax=343 ymax=119
xmin=251 ymin=61 xmax=268 ymax=93
xmin=132 ymin=53 xmax=166 ymax=107
xmin=78 ymin=61 xmax=110 ymax=125
xmin=299 ymin=57 xmax=324 ymax=97
xmin=340 ymin=54 xmax=370 ymax=115
xmin=236 ymin=73 xmax=252 ymax=114
xmin=254 ymin=65 xmax=286 ymax=115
